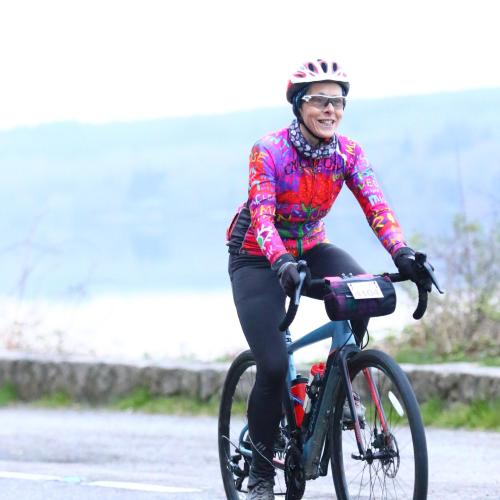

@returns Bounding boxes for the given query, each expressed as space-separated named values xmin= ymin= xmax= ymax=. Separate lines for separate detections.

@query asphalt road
xmin=0 ymin=407 xmax=498 ymax=499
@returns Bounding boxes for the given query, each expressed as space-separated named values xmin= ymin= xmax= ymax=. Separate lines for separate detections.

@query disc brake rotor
xmin=381 ymin=433 xmax=400 ymax=478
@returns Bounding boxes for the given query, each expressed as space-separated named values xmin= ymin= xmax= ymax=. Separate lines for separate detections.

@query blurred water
xmin=0 ymin=290 xmax=412 ymax=364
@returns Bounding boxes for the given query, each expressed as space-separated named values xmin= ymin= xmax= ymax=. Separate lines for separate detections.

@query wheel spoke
xmin=218 ymin=350 xmax=295 ymax=498
xmin=218 ymin=352 xmax=257 ymax=497
xmin=330 ymin=350 xmax=427 ymax=499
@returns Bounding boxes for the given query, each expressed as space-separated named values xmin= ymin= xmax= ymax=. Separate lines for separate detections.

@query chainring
xmin=284 ymin=442 xmax=306 ymax=500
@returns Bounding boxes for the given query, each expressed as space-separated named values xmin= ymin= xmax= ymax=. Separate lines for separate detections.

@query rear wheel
xmin=218 ymin=350 xmax=255 ymax=499
xmin=330 ymin=349 xmax=428 ymax=499
xmin=218 ymin=350 xmax=291 ymax=499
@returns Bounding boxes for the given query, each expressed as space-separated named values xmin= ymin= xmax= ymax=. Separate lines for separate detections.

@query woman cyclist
xmin=226 ymin=58 xmax=424 ymax=500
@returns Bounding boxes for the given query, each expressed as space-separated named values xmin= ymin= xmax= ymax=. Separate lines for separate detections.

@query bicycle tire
xmin=330 ymin=349 xmax=428 ymax=499
xmin=218 ymin=350 xmax=255 ymax=499
xmin=218 ymin=350 xmax=292 ymax=499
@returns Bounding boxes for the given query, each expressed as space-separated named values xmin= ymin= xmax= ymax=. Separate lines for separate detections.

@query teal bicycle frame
xmin=237 ymin=319 xmax=365 ymax=481
xmin=285 ymin=319 xmax=359 ymax=480
xmin=224 ymin=258 xmax=442 ymax=497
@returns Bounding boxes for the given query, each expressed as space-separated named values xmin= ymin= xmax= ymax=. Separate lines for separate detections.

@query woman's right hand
xmin=272 ymin=253 xmax=301 ymax=297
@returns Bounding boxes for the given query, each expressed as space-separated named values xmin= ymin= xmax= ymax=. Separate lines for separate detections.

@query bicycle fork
xmin=339 ymin=352 xmax=392 ymax=462
xmin=337 ymin=348 xmax=367 ymax=458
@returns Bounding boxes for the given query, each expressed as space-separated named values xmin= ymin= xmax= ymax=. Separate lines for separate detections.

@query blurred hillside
xmin=1 ymin=89 xmax=499 ymax=298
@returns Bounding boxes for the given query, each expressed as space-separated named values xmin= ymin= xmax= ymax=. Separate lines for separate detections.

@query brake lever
xmin=425 ymin=261 xmax=444 ymax=294
xmin=415 ymin=252 xmax=444 ymax=294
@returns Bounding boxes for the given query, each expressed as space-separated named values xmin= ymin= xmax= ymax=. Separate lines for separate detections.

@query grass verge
xmin=0 ymin=382 xmax=18 ymax=405
xmin=110 ymin=388 xmax=223 ymax=415
xmin=1 ymin=384 xmax=498 ymax=431
xmin=33 ymin=391 xmax=74 ymax=408
xmin=393 ymin=347 xmax=500 ymax=367
xmin=420 ymin=398 xmax=500 ymax=431
xmin=110 ymin=387 xmax=247 ymax=415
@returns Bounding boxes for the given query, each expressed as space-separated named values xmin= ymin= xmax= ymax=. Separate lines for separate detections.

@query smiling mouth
xmin=318 ymin=119 xmax=335 ymax=126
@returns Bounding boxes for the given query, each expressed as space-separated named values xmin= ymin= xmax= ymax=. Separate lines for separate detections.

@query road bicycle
xmin=218 ymin=253 xmax=443 ymax=499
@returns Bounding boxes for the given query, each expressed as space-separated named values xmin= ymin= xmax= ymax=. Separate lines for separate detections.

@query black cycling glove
xmin=393 ymin=246 xmax=433 ymax=291
xmin=272 ymin=253 xmax=300 ymax=297
xmin=393 ymin=246 xmax=418 ymax=281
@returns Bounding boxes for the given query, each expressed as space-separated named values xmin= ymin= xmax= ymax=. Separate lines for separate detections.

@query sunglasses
xmin=301 ymin=94 xmax=346 ymax=110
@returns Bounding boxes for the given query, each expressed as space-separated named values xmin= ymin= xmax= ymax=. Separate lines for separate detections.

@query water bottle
xmin=290 ymin=375 xmax=308 ymax=427
xmin=303 ymin=362 xmax=325 ymax=415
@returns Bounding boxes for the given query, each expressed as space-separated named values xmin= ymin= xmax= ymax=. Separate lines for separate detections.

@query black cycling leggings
xmin=228 ymin=243 xmax=368 ymax=483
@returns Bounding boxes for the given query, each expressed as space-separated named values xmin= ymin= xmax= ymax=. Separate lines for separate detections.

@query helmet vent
xmin=286 ymin=58 xmax=350 ymax=103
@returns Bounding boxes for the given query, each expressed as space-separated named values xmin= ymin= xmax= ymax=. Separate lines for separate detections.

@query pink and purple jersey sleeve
xmin=247 ymin=142 xmax=289 ymax=264
xmin=342 ymin=139 xmax=406 ymax=255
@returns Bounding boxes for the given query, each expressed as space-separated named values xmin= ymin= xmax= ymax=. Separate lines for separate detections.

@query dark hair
xmin=291 ymin=85 xmax=309 ymax=120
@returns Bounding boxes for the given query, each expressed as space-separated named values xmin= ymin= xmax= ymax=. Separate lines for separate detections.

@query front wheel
xmin=330 ymin=349 xmax=428 ymax=499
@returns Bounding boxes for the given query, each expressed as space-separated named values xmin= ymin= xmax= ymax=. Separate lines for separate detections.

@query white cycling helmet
xmin=286 ymin=59 xmax=350 ymax=104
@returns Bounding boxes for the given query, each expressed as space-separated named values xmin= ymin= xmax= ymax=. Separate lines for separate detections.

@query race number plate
xmin=347 ymin=280 xmax=384 ymax=299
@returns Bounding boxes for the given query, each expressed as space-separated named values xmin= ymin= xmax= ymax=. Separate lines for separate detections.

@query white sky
xmin=1 ymin=0 xmax=499 ymax=130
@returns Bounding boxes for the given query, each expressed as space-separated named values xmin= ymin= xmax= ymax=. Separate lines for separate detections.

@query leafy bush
xmin=390 ymin=216 xmax=500 ymax=364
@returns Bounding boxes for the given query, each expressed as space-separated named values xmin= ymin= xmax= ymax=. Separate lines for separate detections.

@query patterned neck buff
xmin=288 ymin=119 xmax=338 ymax=159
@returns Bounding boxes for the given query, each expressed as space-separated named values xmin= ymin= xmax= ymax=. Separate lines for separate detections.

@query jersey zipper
xmin=297 ymin=237 xmax=303 ymax=257
xmin=309 ymin=159 xmax=318 ymax=207
xmin=297 ymin=158 xmax=318 ymax=257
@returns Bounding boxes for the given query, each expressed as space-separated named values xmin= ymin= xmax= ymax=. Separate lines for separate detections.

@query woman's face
xmin=299 ymin=81 xmax=344 ymax=144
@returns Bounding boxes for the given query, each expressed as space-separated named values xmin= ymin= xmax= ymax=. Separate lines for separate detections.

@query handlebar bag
xmin=323 ymin=274 xmax=396 ymax=321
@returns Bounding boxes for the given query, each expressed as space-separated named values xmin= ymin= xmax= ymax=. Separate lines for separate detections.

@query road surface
xmin=0 ymin=407 xmax=498 ymax=499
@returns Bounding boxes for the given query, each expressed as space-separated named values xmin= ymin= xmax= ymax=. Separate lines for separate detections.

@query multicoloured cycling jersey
xmin=226 ymin=125 xmax=407 ymax=265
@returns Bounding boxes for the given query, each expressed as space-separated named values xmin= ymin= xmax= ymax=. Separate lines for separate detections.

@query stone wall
xmin=403 ymin=363 xmax=500 ymax=403
xmin=0 ymin=352 xmax=498 ymax=405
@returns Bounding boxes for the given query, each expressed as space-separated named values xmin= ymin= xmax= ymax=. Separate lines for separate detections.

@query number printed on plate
xmin=347 ymin=281 xmax=384 ymax=299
